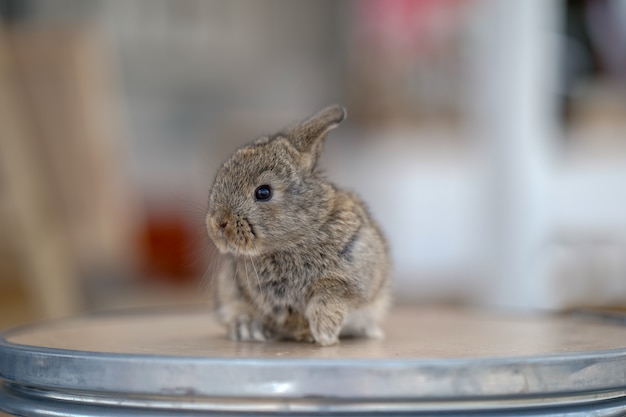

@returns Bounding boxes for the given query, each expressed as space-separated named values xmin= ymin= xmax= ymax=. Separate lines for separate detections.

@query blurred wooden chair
xmin=0 ymin=26 xmax=138 ymax=321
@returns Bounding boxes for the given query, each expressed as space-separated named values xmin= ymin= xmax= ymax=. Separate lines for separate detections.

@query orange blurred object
xmin=139 ymin=211 xmax=203 ymax=286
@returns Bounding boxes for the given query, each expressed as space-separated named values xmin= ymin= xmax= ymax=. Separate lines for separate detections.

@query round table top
xmin=1 ymin=305 xmax=626 ymax=415
xmin=3 ymin=305 xmax=626 ymax=359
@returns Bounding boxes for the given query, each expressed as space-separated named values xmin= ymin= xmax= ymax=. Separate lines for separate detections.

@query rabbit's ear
xmin=286 ymin=105 xmax=346 ymax=169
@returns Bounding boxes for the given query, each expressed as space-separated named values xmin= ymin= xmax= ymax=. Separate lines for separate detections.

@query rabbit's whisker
xmin=199 ymin=253 xmax=213 ymax=291
xmin=249 ymin=256 xmax=264 ymax=300
xmin=212 ymin=254 xmax=223 ymax=290
xmin=242 ymin=257 xmax=253 ymax=297
xmin=198 ymin=252 xmax=219 ymax=292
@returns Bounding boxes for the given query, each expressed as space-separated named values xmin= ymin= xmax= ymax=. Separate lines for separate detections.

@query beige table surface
xmin=6 ymin=305 xmax=626 ymax=360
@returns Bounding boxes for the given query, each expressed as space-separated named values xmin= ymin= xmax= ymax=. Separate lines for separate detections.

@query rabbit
xmin=206 ymin=105 xmax=390 ymax=346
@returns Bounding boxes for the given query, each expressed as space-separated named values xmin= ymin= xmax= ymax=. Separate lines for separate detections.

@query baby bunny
xmin=206 ymin=105 xmax=390 ymax=346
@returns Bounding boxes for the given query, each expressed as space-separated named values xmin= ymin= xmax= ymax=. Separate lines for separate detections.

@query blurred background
xmin=1 ymin=0 xmax=626 ymax=328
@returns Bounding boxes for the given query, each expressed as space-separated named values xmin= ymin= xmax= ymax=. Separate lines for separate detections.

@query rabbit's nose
xmin=219 ymin=221 xmax=228 ymax=230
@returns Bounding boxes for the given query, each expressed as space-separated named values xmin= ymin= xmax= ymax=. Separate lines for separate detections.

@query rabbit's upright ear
xmin=286 ymin=105 xmax=346 ymax=170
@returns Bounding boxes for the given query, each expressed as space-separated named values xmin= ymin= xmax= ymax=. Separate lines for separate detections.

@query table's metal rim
xmin=1 ymin=308 xmax=626 ymax=401
xmin=2 ymin=333 xmax=626 ymax=400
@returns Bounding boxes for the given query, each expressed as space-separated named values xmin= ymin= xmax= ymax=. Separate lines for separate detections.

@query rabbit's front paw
xmin=305 ymin=298 xmax=347 ymax=347
xmin=229 ymin=315 xmax=274 ymax=342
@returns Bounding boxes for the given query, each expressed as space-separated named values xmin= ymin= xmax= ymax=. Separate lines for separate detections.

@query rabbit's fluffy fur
xmin=206 ymin=105 xmax=390 ymax=346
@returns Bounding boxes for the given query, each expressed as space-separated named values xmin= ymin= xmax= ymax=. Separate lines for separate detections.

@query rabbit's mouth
xmin=220 ymin=237 xmax=261 ymax=257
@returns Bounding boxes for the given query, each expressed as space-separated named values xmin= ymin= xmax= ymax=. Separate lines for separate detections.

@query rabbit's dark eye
xmin=255 ymin=185 xmax=272 ymax=202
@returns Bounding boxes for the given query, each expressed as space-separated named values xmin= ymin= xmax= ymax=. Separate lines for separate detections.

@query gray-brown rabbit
xmin=206 ymin=105 xmax=390 ymax=346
